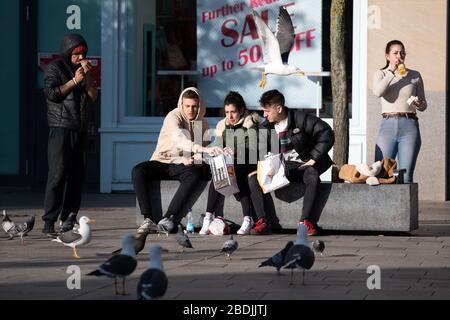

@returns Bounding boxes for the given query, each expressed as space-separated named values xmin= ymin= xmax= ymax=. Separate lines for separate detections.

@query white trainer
xmin=199 ymin=212 xmax=214 ymax=235
xmin=237 ymin=216 xmax=254 ymax=235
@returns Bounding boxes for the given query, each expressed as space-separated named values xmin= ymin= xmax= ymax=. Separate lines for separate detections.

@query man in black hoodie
xmin=42 ymin=33 xmax=98 ymax=236
xmin=248 ymin=90 xmax=334 ymax=236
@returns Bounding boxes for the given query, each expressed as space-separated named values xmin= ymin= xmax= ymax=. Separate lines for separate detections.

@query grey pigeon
xmin=176 ymin=224 xmax=193 ymax=251
xmin=284 ymin=224 xmax=315 ymax=285
xmin=221 ymin=235 xmax=238 ymax=260
xmin=60 ymin=212 xmax=78 ymax=233
xmin=137 ymin=245 xmax=168 ymax=300
xmin=112 ymin=232 xmax=149 ymax=255
xmin=312 ymin=240 xmax=325 ymax=256
xmin=259 ymin=241 xmax=294 ymax=275
xmin=2 ymin=210 xmax=35 ymax=244
xmin=88 ymin=234 xmax=137 ymax=295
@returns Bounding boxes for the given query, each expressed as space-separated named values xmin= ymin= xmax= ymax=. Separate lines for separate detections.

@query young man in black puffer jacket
xmin=42 ymin=33 xmax=98 ymax=236
xmin=248 ymin=89 xmax=335 ymax=236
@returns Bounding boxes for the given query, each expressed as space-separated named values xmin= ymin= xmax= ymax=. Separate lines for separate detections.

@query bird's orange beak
xmin=296 ymin=71 xmax=305 ymax=76
xmin=87 ymin=219 xmax=96 ymax=224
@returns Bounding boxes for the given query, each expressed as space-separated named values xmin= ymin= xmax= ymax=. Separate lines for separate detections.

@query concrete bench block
xmin=136 ymin=181 xmax=418 ymax=232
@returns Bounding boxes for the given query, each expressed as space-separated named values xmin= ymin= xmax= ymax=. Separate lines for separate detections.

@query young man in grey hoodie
xmin=132 ymin=87 xmax=222 ymax=234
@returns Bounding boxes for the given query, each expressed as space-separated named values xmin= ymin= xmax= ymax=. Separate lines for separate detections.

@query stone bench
xmin=136 ymin=181 xmax=418 ymax=232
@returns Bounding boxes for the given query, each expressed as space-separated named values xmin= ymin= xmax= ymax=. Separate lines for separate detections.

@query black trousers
xmin=43 ymin=128 xmax=87 ymax=224
xmin=206 ymin=165 xmax=255 ymax=218
xmin=248 ymin=161 xmax=325 ymax=225
xmin=132 ymin=161 xmax=203 ymax=223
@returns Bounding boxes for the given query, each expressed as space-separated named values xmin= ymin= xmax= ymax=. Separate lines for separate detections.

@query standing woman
xmin=373 ymin=40 xmax=427 ymax=183
xmin=199 ymin=91 xmax=261 ymax=235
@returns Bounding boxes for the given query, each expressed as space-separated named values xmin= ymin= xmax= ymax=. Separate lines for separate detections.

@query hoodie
xmin=150 ymin=87 xmax=209 ymax=164
xmin=43 ymin=33 xmax=90 ymax=131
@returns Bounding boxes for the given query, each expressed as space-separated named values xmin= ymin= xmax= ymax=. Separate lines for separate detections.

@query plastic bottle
xmin=186 ymin=209 xmax=195 ymax=234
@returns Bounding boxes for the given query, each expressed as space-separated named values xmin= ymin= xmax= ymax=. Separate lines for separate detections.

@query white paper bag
xmin=257 ymin=153 xmax=290 ymax=194
xmin=209 ymin=154 xmax=240 ymax=196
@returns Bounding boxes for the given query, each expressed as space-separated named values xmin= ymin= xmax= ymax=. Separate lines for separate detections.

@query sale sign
xmin=197 ymin=0 xmax=322 ymax=109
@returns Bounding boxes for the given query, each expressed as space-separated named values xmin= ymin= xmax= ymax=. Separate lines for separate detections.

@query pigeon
xmin=111 ymin=232 xmax=149 ymax=255
xmin=176 ymin=224 xmax=193 ymax=251
xmin=60 ymin=212 xmax=78 ymax=233
xmin=221 ymin=235 xmax=238 ymax=260
xmin=312 ymin=240 xmax=325 ymax=256
xmin=137 ymin=244 xmax=168 ymax=300
xmin=283 ymin=224 xmax=315 ymax=285
xmin=2 ymin=210 xmax=36 ymax=244
xmin=52 ymin=216 xmax=94 ymax=259
xmin=252 ymin=6 xmax=305 ymax=88
xmin=259 ymin=241 xmax=294 ymax=275
xmin=88 ymin=234 xmax=138 ymax=295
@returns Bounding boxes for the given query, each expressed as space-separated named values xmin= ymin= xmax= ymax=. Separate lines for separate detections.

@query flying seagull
xmin=52 ymin=216 xmax=94 ymax=259
xmin=137 ymin=244 xmax=168 ymax=300
xmin=283 ymin=223 xmax=315 ymax=285
xmin=221 ymin=235 xmax=238 ymax=260
xmin=252 ymin=6 xmax=305 ymax=88
xmin=259 ymin=241 xmax=294 ymax=275
xmin=88 ymin=234 xmax=138 ymax=295
xmin=176 ymin=224 xmax=193 ymax=252
xmin=111 ymin=232 xmax=149 ymax=256
xmin=2 ymin=210 xmax=35 ymax=244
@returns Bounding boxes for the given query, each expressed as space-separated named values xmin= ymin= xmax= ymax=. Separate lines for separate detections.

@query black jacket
xmin=43 ymin=34 xmax=90 ymax=132
xmin=259 ymin=107 xmax=335 ymax=173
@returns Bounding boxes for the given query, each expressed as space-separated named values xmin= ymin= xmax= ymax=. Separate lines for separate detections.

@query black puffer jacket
xmin=43 ymin=34 xmax=89 ymax=132
xmin=260 ymin=107 xmax=335 ymax=173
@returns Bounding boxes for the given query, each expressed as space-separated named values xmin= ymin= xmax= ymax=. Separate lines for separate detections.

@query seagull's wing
xmin=275 ymin=7 xmax=295 ymax=64
xmin=138 ymin=269 xmax=168 ymax=300
xmin=57 ymin=230 xmax=82 ymax=244
xmin=100 ymin=255 xmax=138 ymax=277
xmin=252 ymin=9 xmax=282 ymax=65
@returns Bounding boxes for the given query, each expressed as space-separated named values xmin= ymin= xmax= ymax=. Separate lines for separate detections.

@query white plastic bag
xmin=257 ymin=153 xmax=290 ymax=194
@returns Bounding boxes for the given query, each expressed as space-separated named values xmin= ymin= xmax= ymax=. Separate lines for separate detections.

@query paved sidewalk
xmin=1 ymin=188 xmax=449 ymax=300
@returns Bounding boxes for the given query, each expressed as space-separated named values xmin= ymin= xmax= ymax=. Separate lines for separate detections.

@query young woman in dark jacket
xmin=199 ymin=91 xmax=262 ymax=235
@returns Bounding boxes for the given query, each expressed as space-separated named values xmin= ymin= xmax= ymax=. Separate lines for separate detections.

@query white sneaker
xmin=237 ymin=216 xmax=254 ymax=235
xmin=199 ymin=212 xmax=214 ymax=235
xmin=137 ymin=218 xmax=158 ymax=234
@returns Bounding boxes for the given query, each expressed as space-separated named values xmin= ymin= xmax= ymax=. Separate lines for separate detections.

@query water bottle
xmin=186 ymin=209 xmax=195 ymax=234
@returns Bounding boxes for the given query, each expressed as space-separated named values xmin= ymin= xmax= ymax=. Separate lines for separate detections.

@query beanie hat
xmin=72 ymin=44 xmax=87 ymax=55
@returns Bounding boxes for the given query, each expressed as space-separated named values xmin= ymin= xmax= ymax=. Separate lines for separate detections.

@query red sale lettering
xmin=221 ymin=19 xmax=239 ymax=47
xmin=201 ymin=2 xmax=245 ymax=24
xmin=250 ymin=0 xmax=281 ymax=9
xmin=293 ymin=29 xmax=316 ymax=51
xmin=221 ymin=10 xmax=269 ymax=48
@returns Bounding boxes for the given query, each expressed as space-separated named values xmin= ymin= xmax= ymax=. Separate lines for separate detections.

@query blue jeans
xmin=375 ymin=117 xmax=421 ymax=183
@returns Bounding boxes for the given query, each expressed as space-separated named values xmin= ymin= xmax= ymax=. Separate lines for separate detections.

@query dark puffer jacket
xmin=43 ymin=34 xmax=90 ymax=132
xmin=260 ymin=107 xmax=335 ymax=173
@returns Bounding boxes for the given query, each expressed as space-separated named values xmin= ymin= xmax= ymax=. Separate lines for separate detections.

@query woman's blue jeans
xmin=375 ymin=117 xmax=421 ymax=183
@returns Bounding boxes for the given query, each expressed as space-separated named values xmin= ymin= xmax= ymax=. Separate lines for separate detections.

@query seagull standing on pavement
xmin=284 ymin=224 xmax=315 ymax=285
xmin=52 ymin=216 xmax=94 ymax=259
xmin=221 ymin=235 xmax=238 ymax=260
xmin=259 ymin=241 xmax=294 ymax=275
xmin=2 ymin=210 xmax=36 ymax=244
xmin=176 ymin=224 xmax=193 ymax=252
xmin=88 ymin=234 xmax=138 ymax=295
xmin=252 ymin=6 xmax=305 ymax=88
xmin=137 ymin=245 xmax=168 ymax=300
